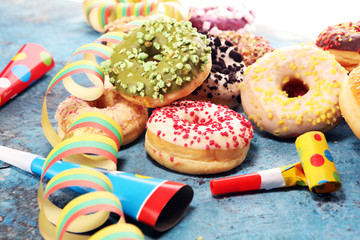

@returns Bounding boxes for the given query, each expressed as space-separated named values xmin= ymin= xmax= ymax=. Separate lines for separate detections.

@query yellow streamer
xmin=39 ymin=21 xmax=144 ymax=239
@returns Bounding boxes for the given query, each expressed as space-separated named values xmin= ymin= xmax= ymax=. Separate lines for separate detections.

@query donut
xmin=104 ymin=16 xmax=148 ymax=33
xmin=145 ymin=100 xmax=254 ymax=175
xmin=240 ymin=44 xmax=348 ymax=138
xmin=316 ymin=21 xmax=360 ymax=73
xmin=55 ymin=88 xmax=148 ymax=146
xmin=189 ymin=5 xmax=255 ymax=33
xmin=186 ymin=34 xmax=245 ymax=108
xmin=339 ymin=66 xmax=360 ymax=139
xmin=102 ymin=17 xmax=212 ymax=108
xmin=217 ymin=31 xmax=274 ymax=66
xmin=83 ymin=0 xmax=188 ymax=33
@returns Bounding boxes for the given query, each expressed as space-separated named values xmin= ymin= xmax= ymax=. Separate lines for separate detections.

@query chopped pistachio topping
xmin=107 ymin=16 xmax=211 ymax=102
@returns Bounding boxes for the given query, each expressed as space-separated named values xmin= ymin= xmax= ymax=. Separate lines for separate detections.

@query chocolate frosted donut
xmin=316 ymin=21 xmax=360 ymax=72
xmin=187 ymin=35 xmax=245 ymax=108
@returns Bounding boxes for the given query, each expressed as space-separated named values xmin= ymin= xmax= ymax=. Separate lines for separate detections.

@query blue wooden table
xmin=1 ymin=0 xmax=360 ymax=239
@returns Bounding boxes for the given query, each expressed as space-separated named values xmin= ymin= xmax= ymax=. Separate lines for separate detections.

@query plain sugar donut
xmin=240 ymin=44 xmax=347 ymax=138
xmin=55 ymin=88 xmax=148 ymax=145
xmin=145 ymin=100 xmax=254 ymax=175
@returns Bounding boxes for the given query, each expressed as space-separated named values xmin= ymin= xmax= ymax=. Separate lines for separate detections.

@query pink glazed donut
xmin=189 ymin=5 xmax=255 ymax=33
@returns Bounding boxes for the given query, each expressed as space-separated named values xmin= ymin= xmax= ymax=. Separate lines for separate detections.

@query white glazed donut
xmin=145 ymin=100 xmax=254 ymax=175
xmin=240 ymin=44 xmax=348 ymax=138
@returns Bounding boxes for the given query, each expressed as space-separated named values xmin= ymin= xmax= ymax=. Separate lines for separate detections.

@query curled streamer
xmin=83 ymin=0 xmax=189 ymax=32
xmin=40 ymin=21 xmax=145 ymax=239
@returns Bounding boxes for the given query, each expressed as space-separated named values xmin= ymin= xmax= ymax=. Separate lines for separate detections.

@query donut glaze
xmin=187 ymin=35 xmax=245 ymax=108
xmin=240 ymin=44 xmax=347 ymax=138
xmin=103 ymin=17 xmax=211 ymax=107
xmin=316 ymin=21 xmax=360 ymax=52
xmin=316 ymin=21 xmax=360 ymax=72
xmin=145 ymin=100 xmax=254 ymax=174
xmin=189 ymin=5 xmax=255 ymax=33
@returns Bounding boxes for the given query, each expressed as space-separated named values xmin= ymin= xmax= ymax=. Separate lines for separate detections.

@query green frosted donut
xmin=102 ymin=16 xmax=211 ymax=107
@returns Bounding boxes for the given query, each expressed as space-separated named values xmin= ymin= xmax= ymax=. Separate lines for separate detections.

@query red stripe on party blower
xmin=137 ymin=180 xmax=193 ymax=232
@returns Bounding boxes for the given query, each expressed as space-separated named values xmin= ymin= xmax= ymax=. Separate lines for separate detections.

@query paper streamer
xmin=83 ymin=0 xmax=189 ymax=32
xmin=40 ymin=24 xmax=144 ymax=239
xmin=38 ymin=112 xmax=145 ymax=239
xmin=41 ymin=31 xmax=124 ymax=149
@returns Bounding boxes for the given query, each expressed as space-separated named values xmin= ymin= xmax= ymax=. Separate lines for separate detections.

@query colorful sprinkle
xmin=147 ymin=100 xmax=254 ymax=150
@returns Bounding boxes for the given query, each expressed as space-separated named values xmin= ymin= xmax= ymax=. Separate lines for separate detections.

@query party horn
xmin=0 ymin=43 xmax=54 ymax=107
xmin=0 ymin=146 xmax=193 ymax=232
xmin=210 ymin=131 xmax=341 ymax=195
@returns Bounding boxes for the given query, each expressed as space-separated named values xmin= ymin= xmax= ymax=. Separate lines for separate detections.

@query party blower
xmin=210 ymin=131 xmax=342 ymax=195
xmin=0 ymin=43 xmax=54 ymax=107
xmin=0 ymin=146 xmax=194 ymax=232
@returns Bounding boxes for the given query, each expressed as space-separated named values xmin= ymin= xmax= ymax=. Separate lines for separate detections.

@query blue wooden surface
xmin=1 ymin=0 xmax=360 ymax=239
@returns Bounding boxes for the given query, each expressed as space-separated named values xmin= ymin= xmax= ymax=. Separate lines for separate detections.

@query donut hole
xmin=88 ymin=93 xmax=115 ymax=109
xmin=183 ymin=115 xmax=212 ymax=126
xmin=282 ymin=78 xmax=309 ymax=98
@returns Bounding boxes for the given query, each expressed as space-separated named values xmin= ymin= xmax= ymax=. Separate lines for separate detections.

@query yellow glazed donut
xmin=102 ymin=17 xmax=212 ymax=108
xmin=240 ymin=44 xmax=348 ymax=138
xmin=55 ymin=88 xmax=148 ymax=145
xmin=145 ymin=100 xmax=254 ymax=175
xmin=339 ymin=66 xmax=360 ymax=139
